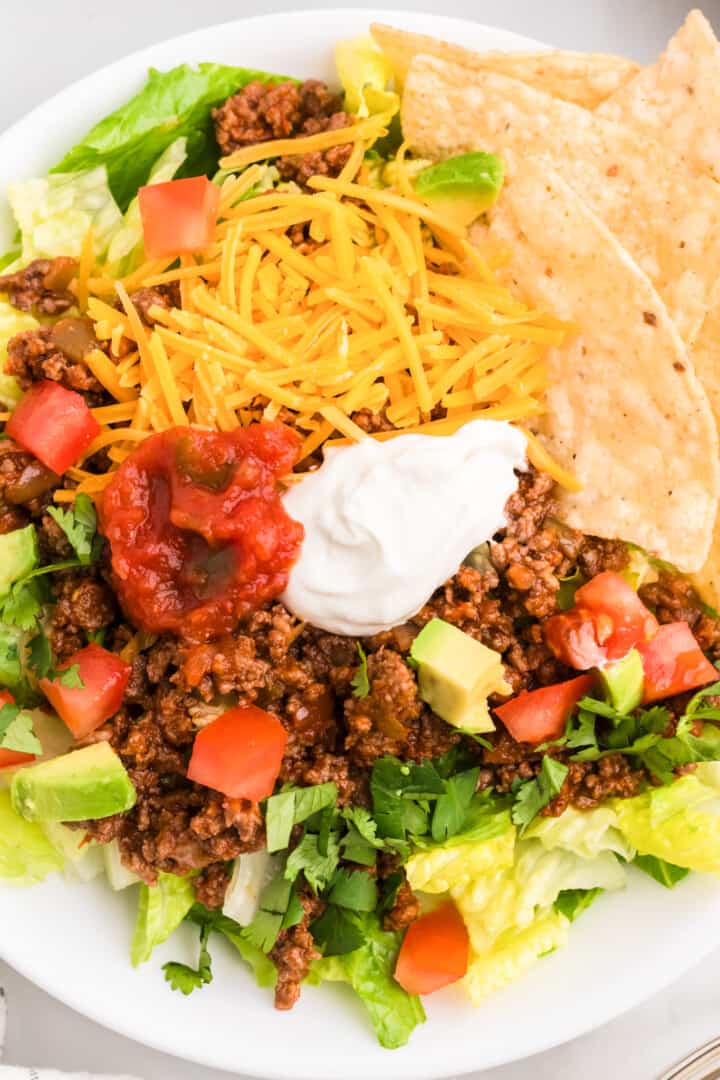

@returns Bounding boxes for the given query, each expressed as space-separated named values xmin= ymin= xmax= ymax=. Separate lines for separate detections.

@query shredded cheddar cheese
xmin=71 ymin=138 xmax=576 ymax=501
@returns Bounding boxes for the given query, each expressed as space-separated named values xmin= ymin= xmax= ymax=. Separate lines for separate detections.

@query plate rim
xmin=2 ymin=9 xmax=718 ymax=1080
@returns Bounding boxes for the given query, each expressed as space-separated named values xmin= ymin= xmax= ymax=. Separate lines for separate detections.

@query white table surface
xmin=3 ymin=1 xmax=720 ymax=1077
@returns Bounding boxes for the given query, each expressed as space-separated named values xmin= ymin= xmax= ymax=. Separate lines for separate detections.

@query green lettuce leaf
xmin=612 ymin=774 xmax=720 ymax=874
xmin=130 ymin=872 xmax=195 ymax=966
xmin=310 ymin=915 xmax=425 ymax=1049
xmin=105 ymin=137 xmax=187 ymax=275
xmin=526 ymin=805 xmax=635 ymax=861
xmin=8 ymin=168 xmax=122 ymax=262
xmin=0 ymin=788 xmax=64 ymax=885
xmin=52 ymin=64 xmax=290 ymax=211
xmin=406 ymin=814 xmax=627 ymax=1005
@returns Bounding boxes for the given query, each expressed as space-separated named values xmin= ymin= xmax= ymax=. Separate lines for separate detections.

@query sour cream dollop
xmin=282 ymin=420 xmax=526 ymax=636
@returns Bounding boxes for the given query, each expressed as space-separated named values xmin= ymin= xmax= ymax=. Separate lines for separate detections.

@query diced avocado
xmin=0 ymin=373 xmax=22 ymax=410
xmin=0 ymin=524 xmax=38 ymax=599
xmin=413 ymin=152 xmax=505 ymax=228
xmin=11 ymin=742 xmax=136 ymax=823
xmin=597 ymin=649 xmax=644 ymax=714
xmin=410 ymin=617 xmax=510 ymax=733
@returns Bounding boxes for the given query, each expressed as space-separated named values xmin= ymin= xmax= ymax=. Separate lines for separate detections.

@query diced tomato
xmin=494 ymin=674 xmax=594 ymax=745
xmin=637 ymin=621 xmax=718 ymax=704
xmin=0 ymin=689 xmax=36 ymax=769
xmin=394 ymin=901 xmax=469 ymax=996
xmin=40 ymin=644 xmax=131 ymax=739
xmin=545 ymin=571 xmax=658 ymax=671
xmin=138 ymin=177 xmax=220 ymax=259
xmin=187 ymin=705 xmax=288 ymax=800
xmin=6 ymin=381 xmax=101 ymax=475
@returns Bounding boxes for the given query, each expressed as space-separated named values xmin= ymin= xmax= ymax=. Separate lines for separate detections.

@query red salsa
xmin=98 ymin=424 xmax=304 ymax=641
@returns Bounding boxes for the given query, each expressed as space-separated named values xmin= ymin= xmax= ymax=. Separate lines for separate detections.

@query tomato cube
xmin=138 ymin=176 xmax=220 ymax=258
xmin=6 ymin=381 xmax=100 ymax=474
xmin=187 ymin=705 xmax=287 ymax=801
xmin=40 ymin=644 xmax=131 ymax=739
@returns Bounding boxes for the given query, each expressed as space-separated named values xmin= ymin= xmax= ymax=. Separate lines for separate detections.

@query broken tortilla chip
xmin=470 ymin=161 xmax=719 ymax=573
xmin=402 ymin=53 xmax=720 ymax=345
xmin=370 ymin=22 xmax=639 ymax=107
xmin=597 ymin=10 xmax=720 ymax=182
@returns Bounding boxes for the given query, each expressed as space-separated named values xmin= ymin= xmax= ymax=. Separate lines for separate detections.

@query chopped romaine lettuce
xmin=105 ymin=137 xmax=187 ymax=275
xmin=42 ymin=822 xmax=104 ymax=883
xmin=309 ymin=915 xmax=425 ymax=1049
xmin=407 ymin=815 xmax=627 ymax=1005
xmin=0 ymin=788 xmax=63 ymax=885
xmin=52 ymin=64 xmax=291 ymax=211
xmin=335 ymin=35 xmax=399 ymax=118
xmin=526 ymin=804 xmax=635 ymax=861
xmin=130 ymin=872 xmax=195 ymax=966
xmin=612 ymin=773 xmax=720 ymax=873
xmin=8 ymin=167 xmax=122 ymax=262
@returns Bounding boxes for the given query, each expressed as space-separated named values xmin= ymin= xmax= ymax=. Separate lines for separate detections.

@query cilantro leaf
xmin=52 ymin=663 xmax=83 ymax=689
xmin=311 ymin=905 xmax=366 ymax=956
xmin=284 ymin=830 xmax=340 ymax=893
xmin=0 ymin=702 xmax=41 ymax=755
xmin=162 ymin=922 xmax=213 ymax=995
xmin=47 ymin=494 xmax=100 ymax=565
xmin=242 ymin=871 xmax=301 ymax=953
xmin=0 ymin=578 xmax=44 ymax=631
xmin=327 ymin=868 xmax=378 ymax=912
xmin=370 ymin=756 xmax=444 ymax=841
xmin=265 ymin=782 xmax=338 ymax=853
xmin=431 ymin=768 xmax=479 ymax=843
xmin=28 ymin=630 xmax=52 ymax=679
xmin=511 ymin=756 xmax=568 ymax=835
xmin=340 ymin=807 xmax=385 ymax=866
xmin=633 ymin=853 xmax=690 ymax=889
xmin=684 ymin=678 xmax=720 ymax=721
xmin=351 ymin=642 xmax=370 ymax=699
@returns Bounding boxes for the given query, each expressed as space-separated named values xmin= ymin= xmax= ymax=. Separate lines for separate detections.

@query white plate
xmin=1 ymin=9 xmax=719 ymax=1079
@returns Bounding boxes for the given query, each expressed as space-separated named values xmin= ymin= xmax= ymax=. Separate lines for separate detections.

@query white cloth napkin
xmin=0 ymin=989 xmax=141 ymax=1080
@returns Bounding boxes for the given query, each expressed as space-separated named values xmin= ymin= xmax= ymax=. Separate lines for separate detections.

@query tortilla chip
xmin=370 ymin=23 xmax=639 ymax=107
xmin=597 ymin=11 xmax=720 ymax=181
xmin=402 ymin=53 xmax=720 ymax=345
xmin=470 ymin=161 xmax=719 ymax=572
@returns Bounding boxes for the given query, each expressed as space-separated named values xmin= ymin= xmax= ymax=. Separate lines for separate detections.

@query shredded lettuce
xmin=8 ymin=167 xmax=122 ymax=262
xmin=0 ymin=788 xmax=63 ymax=885
xmin=309 ymin=915 xmax=425 ymax=1049
xmin=52 ymin=63 xmax=290 ymax=211
xmin=526 ymin=805 xmax=635 ymax=861
xmin=407 ymin=816 xmax=627 ymax=1005
xmin=130 ymin=872 xmax=195 ymax=966
xmin=612 ymin=773 xmax=720 ymax=874
xmin=105 ymin=137 xmax=187 ymax=275
xmin=335 ymin=35 xmax=399 ymax=118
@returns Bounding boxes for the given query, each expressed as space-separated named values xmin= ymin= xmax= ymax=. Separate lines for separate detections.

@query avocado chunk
xmin=11 ymin=742 xmax=136 ymax=823
xmin=410 ymin=617 xmax=510 ymax=732
xmin=0 ymin=374 xmax=22 ymax=410
xmin=413 ymin=152 xmax=505 ymax=228
xmin=0 ymin=524 xmax=37 ymax=599
xmin=597 ymin=648 xmax=644 ymax=714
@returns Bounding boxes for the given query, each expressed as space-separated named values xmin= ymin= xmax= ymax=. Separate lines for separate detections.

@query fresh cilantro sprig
xmin=28 ymin=627 xmax=83 ymax=687
xmin=351 ymin=642 xmax=370 ymax=699
xmin=511 ymin=756 xmax=569 ymax=835
xmin=0 ymin=701 xmax=42 ymax=755
xmin=163 ymin=921 xmax=213 ymax=995
xmin=243 ymin=871 xmax=305 ymax=953
xmin=47 ymin=494 xmax=102 ymax=566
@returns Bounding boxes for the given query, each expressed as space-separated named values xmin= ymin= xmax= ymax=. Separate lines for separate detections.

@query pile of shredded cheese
xmin=59 ymin=113 xmax=576 ymax=502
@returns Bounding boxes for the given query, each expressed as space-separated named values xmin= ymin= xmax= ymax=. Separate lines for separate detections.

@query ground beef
xmin=382 ymin=878 xmax=420 ymax=932
xmin=344 ymin=648 xmax=423 ymax=765
xmin=6 ymin=324 xmax=105 ymax=400
xmin=213 ymin=79 xmax=353 ymax=188
xmin=270 ymin=888 xmax=324 ymax=1010
xmin=194 ymin=862 xmax=231 ymax=910
xmin=350 ymin=408 xmax=395 ymax=434
xmin=640 ymin=572 xmax=720 ymax=657
xmin=0 ymin=440 xmax=58 ymax=533
xmin=49 ymin=570 xmax=117 ymax=662
xmin=0 ymin=257 xmax=77 ymax=315
xmin=545 ymin=755 xmax=644 ymax=815
xmin=128 ymin=282 xmax=180 ymax=326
